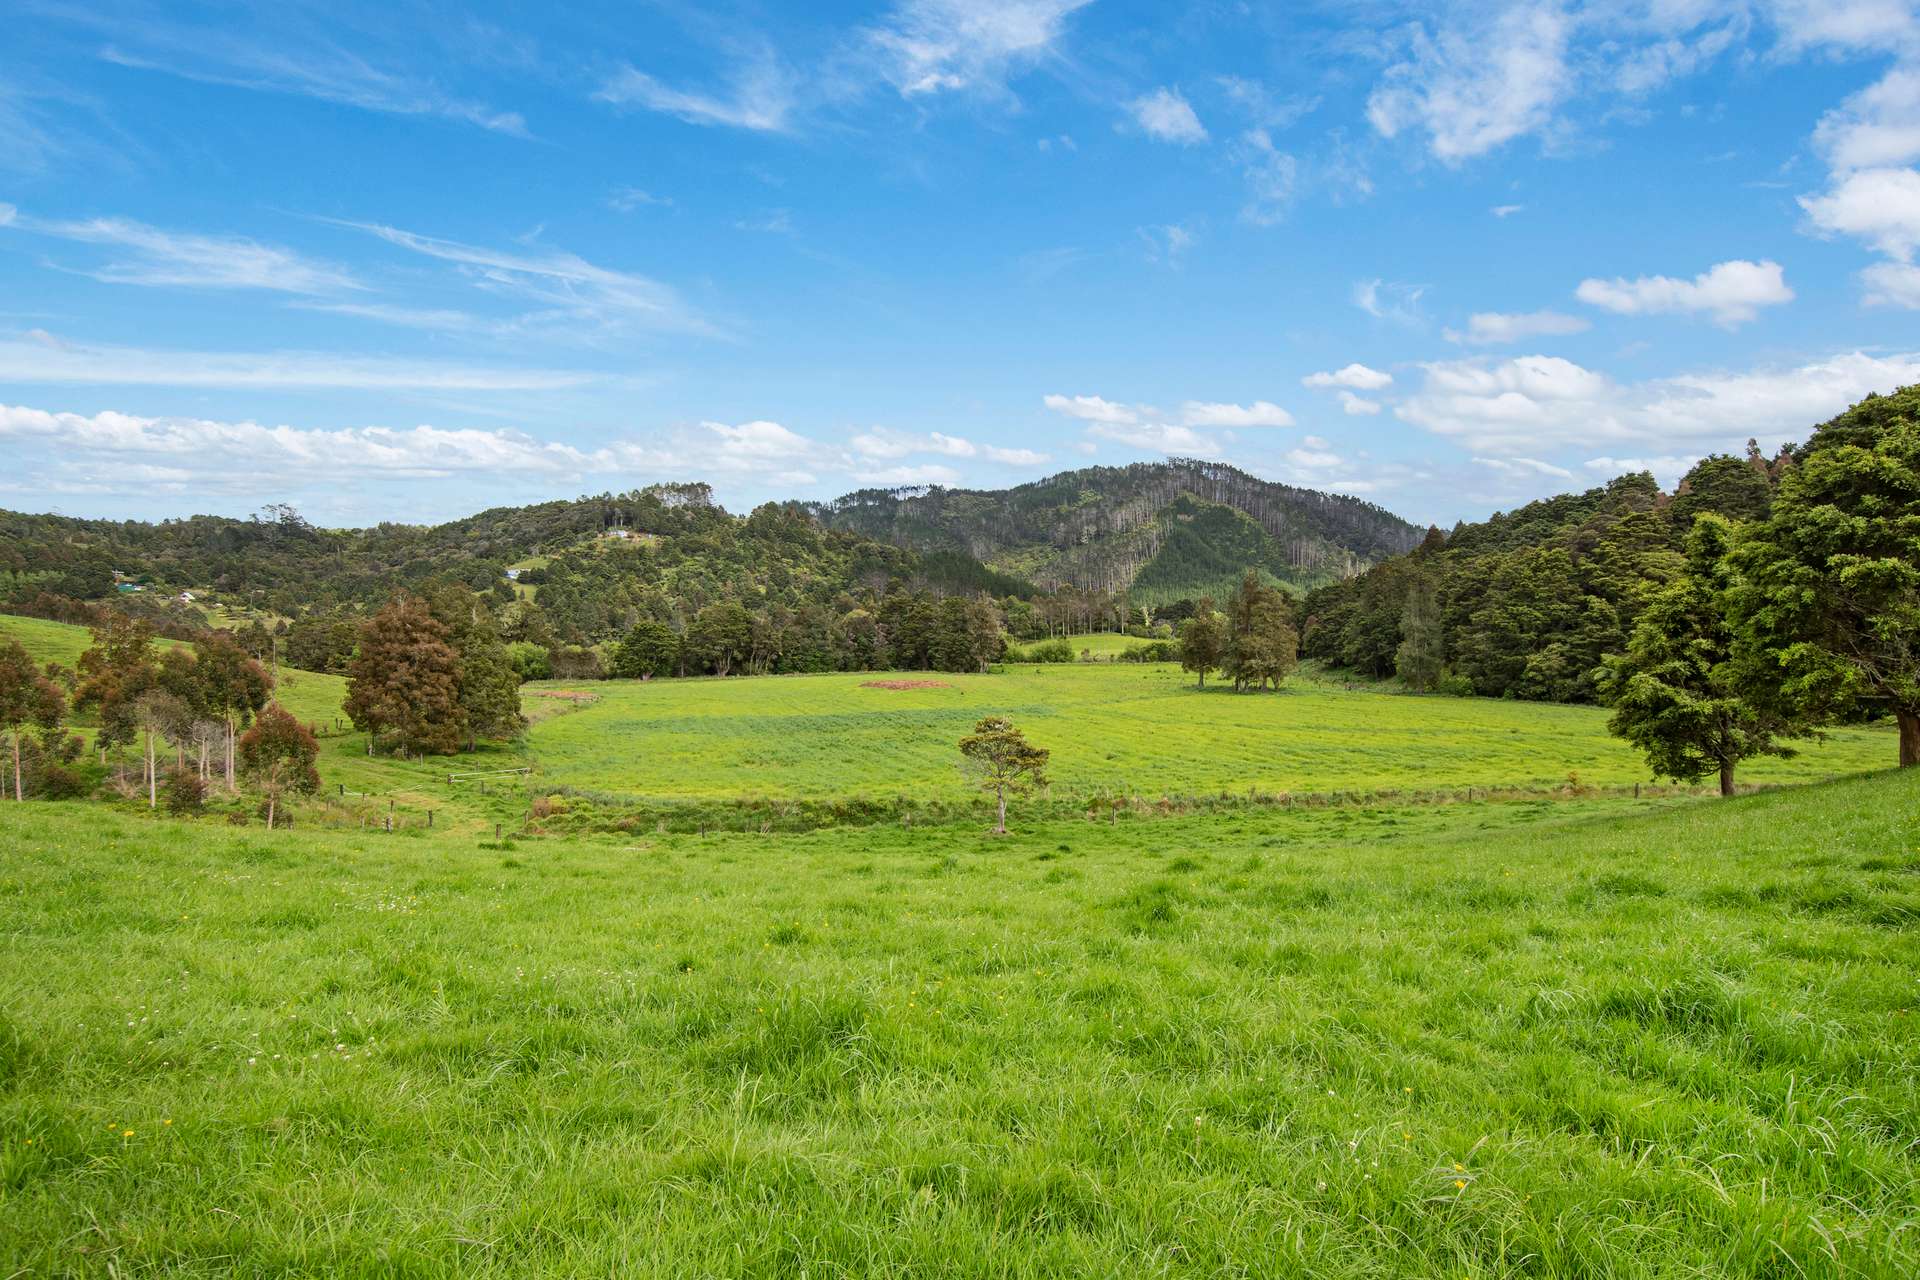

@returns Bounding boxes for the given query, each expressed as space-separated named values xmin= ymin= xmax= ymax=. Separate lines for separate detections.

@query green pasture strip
xmin=1 ymin=771 xmax=1914 ymax=1276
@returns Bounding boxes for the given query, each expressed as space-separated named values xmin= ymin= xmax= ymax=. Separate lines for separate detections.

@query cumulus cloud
xmin=1444 ymin=309 xmax=1591 ymax=345
xmin=852 ymin=427 xmax=1049 ymax=467
xmin=1813 ymin=67 xmax=1920 ymax=172
xmin=1085 ymin=421 xmax=1218 ymax=453
xmin=1303 ymin=363 xmax=1394 ymax=391
xmin=1398 ymin=349 xmax=1920 ymax=457
xmin=1799 ymin=167 xmax=1920 ymax=261
xmin=1127 ymin=87 xmax=1208 ymax=143
xmin=1862 ymin=260 xmax=1920 ymax=307
xmin=1473 ymin=455 xmax=1573 ymax=479
xmin=1575 ymin=259 xmax=1794 ymax=326
xmin=1366 ymin=4 xmax=1571 ymax=163
xmin=1041 ymin=393 xmax=1139 ymax=423
xmin=1179 ymin=400 xmax=1295 ymax=428
xmin=1338 ymin=392 xmax=1383 ymax=416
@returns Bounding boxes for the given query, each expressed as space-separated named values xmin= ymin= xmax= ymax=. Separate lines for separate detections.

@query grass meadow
xmin=523 ymin=663 xmax=1895 ymax=805
xmin=4 ymin=613 xmax=1918 ymax=1275
xmin=2 ymin=774 xmax=1916 ymax=1277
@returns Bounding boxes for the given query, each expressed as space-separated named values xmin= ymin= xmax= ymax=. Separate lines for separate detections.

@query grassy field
xmin=1 ymin=772 xmax=1915 ymax=1277
xmin=523 ymin=664 xmax=1896 ymax=804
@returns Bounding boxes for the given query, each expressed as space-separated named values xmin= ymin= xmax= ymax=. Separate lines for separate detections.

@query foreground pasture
xmin=525 ymin=664 xmax=1895 ymax=804
xmin=2 ymin=774 xmax=1915 ymax=1277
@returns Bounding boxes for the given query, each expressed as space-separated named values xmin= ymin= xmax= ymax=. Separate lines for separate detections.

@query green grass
xmin=2 ymin=772 xmax=1915 ymax=1277
xmin=524 ymin=664 xmax=1895 ymax=804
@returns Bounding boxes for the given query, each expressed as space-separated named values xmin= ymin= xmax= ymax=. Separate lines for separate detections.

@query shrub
xmin=163 ymin=769 xmax=206 ymax=815
xmin=1435 ymin=673 xmax=1476 ymax=698
xmin=1009 ymin=638 xmax=1075 ymax=664
xmin=1120 ymin=641 xmax=1179 ymax=663
xmin=33 ymin=763 xmax=88 ymax=800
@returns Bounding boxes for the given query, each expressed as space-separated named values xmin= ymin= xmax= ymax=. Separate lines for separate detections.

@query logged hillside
xmin=809 ymin=460 xmax=1424 ymax=601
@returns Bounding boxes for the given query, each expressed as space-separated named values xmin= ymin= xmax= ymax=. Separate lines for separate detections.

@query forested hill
xmin=808 ymin=460 xmax=1424 ymax=603
xmin=0 ymin=484 xmax=1032 ymax=626
xmin=1301 ymin=448 xmax=1782 ymax=704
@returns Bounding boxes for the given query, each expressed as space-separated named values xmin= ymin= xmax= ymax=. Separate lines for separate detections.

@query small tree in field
xmin=1 ymin=640 xmax=66 ymax=802
xmin=1178 ymin=598 xmax=1225 ymax=689
xmin=959 ymin=716 xmax=1050 ymax=835
xmin=238 ymin=704 xmax=321 ymax=829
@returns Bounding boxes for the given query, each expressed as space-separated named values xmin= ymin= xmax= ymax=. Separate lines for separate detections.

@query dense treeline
xmin=1301 ymin=450 xmax=1781 ymax=704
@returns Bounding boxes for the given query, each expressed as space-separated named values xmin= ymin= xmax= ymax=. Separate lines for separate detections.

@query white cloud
xmin=1491 ymin=203 xmax=1526 ymax=218
xmin=1473 ymin=455 xmax=1573 ymax=479
xmin=609 ymin=187 xmax=673 ymax=212
xmin=1042 ymin=393 xmax=1140 ymax=423
xmin=1799 ymin=167 xmax=1920 ymax=261
xmin=343 ymin=219 xmax=715 ymax=338
xmin=1353 ymin=278 xmax=1427 ymax=325
xmin=1366 ymin=4 xmax=1571 ymax=163
xmin=1180 ymin=400 xmax=1295 ymax=428
xmin=0 ymin=332 xmax=601 ymax=391
xmin=1139 ymin=223 xmax=1197 ymax=265
xmin=0 ymin=202 xmax=17 ymax=226
xmin=1232 ymin=129 xmax=1298 ymax=226
xmin=851 ymin=428 xmax=1048 ymax=467
xmin=5 ymin=211 xmax=358 ymax=294
xmin=1575 ymin=259 xmax=1794 ymax=325
xmin=1444 ymin=309 xmax=1591 ymax=344
xmin=1399 ymin=349 xmax=1920 ymax=457
xmin=1768 ymin=0 xmax=1920 ymax=57
xmin=1862 ymin=259 xmax=1920 ymax=307
xmin=1303 ymin=363 xmax=1394 ymax=391
xmin=1338 ymin=391 xmax=1384 ymax=416
xmin=1086 ymin=421 xmax=1218 ymax=453
xmin=853 ymin=463 xmax=964 ymax=487
xmin=705 ymin=419 xmax=814 ymax=466
xmin=90 ymin=28 xmax=527 ymax=135
xmin=1583 ymin=454 xmax=1703 ymax=486
xmin=865 ymin=0 xmax=1092 ymax=98
xmin=0 ymin=402 xmax=659 ymax=486
xmin=1813 ymin=67 xmax=1920 ymax=172
xmin=596 ymin=54 xmax=795 ymax=131
xmin=1127 ymin=87 xmax=1208 ymax=143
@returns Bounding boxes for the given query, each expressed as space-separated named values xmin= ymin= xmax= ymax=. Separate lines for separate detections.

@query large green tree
xmin=238 ymin=703 xmax=322 ymax=829
xmin=345 ymin=595 xmax=465 ymax=756
xmin=1599 ymin=516 xmax=1797 ymax=796
xmin=1728 ymin=389 xmax=1920 ymax=767
xmin=456 ymin=617 xmax=525 ymax=750
xmin=1177 ymin=597 xmax=1225 ymax=689
xmin=613 ymin=620 xmax=680 ymax=679
xmin=1395 ymin=572 xmax=1444 ymax=692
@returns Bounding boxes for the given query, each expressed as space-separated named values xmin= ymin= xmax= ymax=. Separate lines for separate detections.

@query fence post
xmin=427 ymin=810 xmax=433 ymax=829
xmin=338 ymin=783 xmax=344 ymax=796
xmin=494 ymin=823 xmax=501 ymax=841
xmin=385 ymin=814 xmax=392 ymax=834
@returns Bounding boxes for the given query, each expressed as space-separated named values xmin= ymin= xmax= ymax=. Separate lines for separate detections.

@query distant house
xmin=177 ymin=591 xmax=196 ymax=603
xmin=505 ymin=568 xmax=521 ymax=581
xmin=607 ymin=529 xmax=631 ymax=540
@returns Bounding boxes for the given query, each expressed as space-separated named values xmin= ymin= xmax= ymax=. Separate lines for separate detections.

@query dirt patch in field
xmin=531 ymin=690 xmax=599 ymax=702
xmin=860 ymin=679 xmax=954 ymax=691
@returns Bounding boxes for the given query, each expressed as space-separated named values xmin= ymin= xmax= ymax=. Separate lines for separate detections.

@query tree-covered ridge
xmin=0 ymin=485 xmax=1033 ymax=628
xmin=1301 ymin=445 xmax=1785 ymax=706
xmin=809 ymin=459 xmax=1424 ymax=598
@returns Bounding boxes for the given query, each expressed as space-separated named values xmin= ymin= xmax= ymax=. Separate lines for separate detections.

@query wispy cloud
xmin=596 ymin=46 xmax=795 ymax=132
xmin=339 ymin=220 xmax=719 ymax=339
xmin=87 ymin=20 xmax=526 ymax=135
xmin=1126 ymin=87 xmax=1207 ymax=144
xmin=0 ymin=331 xmax=603 ymax=391
xmin=4 ymin=209 xmax=359 ymax=294
xmin=1444 ymin=309 xmax=1590 ymax=345
xmin=864 ymin=0 xmax=1093 ymax=98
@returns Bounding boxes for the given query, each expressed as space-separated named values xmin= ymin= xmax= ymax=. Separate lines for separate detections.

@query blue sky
xmin=4 ymin=1 xmax=1920 ymax=527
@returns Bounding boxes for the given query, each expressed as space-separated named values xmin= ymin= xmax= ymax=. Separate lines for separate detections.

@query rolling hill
xmin=810 ymin=459 xmax=1424 ymax=601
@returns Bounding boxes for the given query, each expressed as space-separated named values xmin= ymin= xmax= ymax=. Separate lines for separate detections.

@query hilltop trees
xmin=345 ymin=596 xmax=465 ymax=756
xmin=1728 ymin=389 xmax=1920 ymax=767
xmin=959 ymin=716 xmax=1050 ymax=835
xmin=1599 ymin=516 xmax=1797 ymax=796
xmin=74 ymin=614 xmax=157 ymax=760
xmin=1 ymin=640 xmax=65 ymax=801
xmin=1178 ymin=598 xmax=1225 ymax=688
